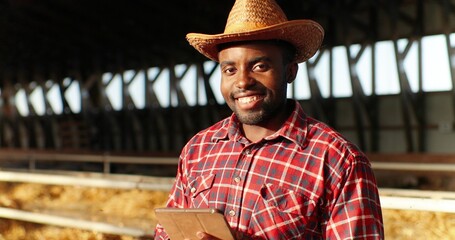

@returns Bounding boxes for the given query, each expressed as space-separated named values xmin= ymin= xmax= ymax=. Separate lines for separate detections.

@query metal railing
xmin=0 ymin=149 xmax=179 ymax=174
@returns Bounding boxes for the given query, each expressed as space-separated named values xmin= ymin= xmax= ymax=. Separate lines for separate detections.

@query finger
xmin=196 ymin=231 xmax=215 ymax=240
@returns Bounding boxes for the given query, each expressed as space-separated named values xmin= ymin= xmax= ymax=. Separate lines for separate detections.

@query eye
xmin=222 ymin=66 xmax=237 ymax=76
xmin=253 ymin=63 xmax=269 ymax=72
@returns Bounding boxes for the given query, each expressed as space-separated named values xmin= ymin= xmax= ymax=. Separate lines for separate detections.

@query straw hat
xmin=186 ymin=0 xmax=324 ymax=63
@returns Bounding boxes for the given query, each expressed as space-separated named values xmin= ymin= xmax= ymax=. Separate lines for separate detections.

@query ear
xmin=286 ymin=63 xmax=298 ymax=84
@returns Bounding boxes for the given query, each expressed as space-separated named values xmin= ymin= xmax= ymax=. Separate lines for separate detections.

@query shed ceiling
xmin=0 ymin=0 xmax=449 ymax=84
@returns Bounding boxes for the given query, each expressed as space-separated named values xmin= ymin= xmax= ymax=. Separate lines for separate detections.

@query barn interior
xmin=0 ymin=0 xmax=454 ymax=239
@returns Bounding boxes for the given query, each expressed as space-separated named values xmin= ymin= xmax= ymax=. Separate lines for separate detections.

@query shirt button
xmin=234 ymin=176 xmax=241 ymax=183
xmin=229 ymin=210 xmax=236 ymax=216
xmin=190 ymin=187 xmax=196 ymax=193
xmin=245 ymin=149 xmax=251 ymax=155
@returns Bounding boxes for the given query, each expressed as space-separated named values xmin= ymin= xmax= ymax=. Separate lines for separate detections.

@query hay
xmin=1 ymin=182 xmax=455 ymax=239
xmin=0 ymin=220 xmax=137 ymax=240
xmin=0 ymin=182 xmax=169 ymax=240
xmin=383 ymin=209 xmax=455 ymax=239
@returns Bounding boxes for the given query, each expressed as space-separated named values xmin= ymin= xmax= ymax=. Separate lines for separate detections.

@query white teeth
xmin=238 ymin=96 xmax=259 ymax=104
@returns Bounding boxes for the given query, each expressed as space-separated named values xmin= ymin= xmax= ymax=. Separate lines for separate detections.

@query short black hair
xmin=217 ymin=40 xmax=296 ymax=64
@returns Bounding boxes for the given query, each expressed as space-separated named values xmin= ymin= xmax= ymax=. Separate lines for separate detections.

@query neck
xmin=241 ymin=100 xmax=294 ymax=142
xmin=242 ymin=125 xmax=276 ymax=142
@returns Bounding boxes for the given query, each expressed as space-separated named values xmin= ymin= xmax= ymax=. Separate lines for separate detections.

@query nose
xmin=235 ymin=70 xmax=255 ymax=89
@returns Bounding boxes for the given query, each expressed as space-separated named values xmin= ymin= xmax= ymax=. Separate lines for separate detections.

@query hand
xmin=195 ymin=231 xmax=219 ymax=240
xmin=182 ymin=231 xmax=219 ymax=240
xmin=191 ymin=231 xmax=252 ymax=240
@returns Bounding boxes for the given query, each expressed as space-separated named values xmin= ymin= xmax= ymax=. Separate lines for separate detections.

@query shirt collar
xmin=211 ymin=114 xmax=245 ymax=143
xmin=264 ymin=100 xmax=308 ymax=147
xmin=211 ymin=99 xmax=309 ymax=147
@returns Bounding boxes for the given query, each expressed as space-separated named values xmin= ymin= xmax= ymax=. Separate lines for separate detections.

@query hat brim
xmin=186 ymin=20 xmax=324 ymax=63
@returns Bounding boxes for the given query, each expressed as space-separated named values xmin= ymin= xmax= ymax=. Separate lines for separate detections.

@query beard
xmin=234 ymin=108 xmax=268 ymax=125
xmin=231 ymin=97 xmax=282 ymax=125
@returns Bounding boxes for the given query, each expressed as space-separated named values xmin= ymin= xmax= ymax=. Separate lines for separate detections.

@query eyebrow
xmin=250 ymin=56 xmax=271 ymax=64
xmin=220 ymin=56 xmax=272 ymax=67
xmin=220 ymin=60 xmax=235 ymax=67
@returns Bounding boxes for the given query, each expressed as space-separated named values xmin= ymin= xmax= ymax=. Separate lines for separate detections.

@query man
xmin=154 ymin=0 xmax=384 ymax=239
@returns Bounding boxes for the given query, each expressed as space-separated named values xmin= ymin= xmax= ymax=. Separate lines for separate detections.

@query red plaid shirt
xmin=154 ymin=100 xmax=384 ymax=239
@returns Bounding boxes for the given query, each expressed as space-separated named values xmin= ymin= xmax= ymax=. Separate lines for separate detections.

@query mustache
xmin=231 ymin=86 xmax=265 ymax=96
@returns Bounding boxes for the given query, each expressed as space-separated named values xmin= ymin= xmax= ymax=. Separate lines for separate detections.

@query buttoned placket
xmin=227 ymin=144 xmax=254 ymax=225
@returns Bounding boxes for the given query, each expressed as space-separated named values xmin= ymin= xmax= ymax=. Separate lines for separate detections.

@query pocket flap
xmin=260 ymin=183 xmax=314 ymax=215
xmin=188 ymin=174 xmax=215 ymax=198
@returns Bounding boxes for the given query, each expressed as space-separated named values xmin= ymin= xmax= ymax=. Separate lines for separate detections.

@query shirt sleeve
xmin=154 ymin=155 xmax=188 ymax=240
xmin=324 ymin=155 xmax=384 ymax=239
xmin=154 ymin=223 xmax=170 ymax=240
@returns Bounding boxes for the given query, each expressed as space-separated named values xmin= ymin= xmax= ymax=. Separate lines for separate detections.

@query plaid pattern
xmin=154 ymin=100 xmax=384 ymax=240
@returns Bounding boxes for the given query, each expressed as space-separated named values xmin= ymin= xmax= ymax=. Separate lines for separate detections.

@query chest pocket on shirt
xmin=250 ymin=183 xmax=318 ymax=239
xmin=185 ymin=174 xmax=215 ymax=208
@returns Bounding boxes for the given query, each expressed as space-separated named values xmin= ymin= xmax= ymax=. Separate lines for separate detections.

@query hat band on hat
xmin=225 ymin=22 xmax=270 ymax=34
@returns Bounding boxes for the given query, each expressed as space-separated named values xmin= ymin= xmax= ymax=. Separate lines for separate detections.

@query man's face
xmin=218 ymin=42 xmax=295 ymax=126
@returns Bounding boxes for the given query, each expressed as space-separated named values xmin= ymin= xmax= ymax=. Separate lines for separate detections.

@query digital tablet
xmin=154 ymin=208 xmax=235 ymax=240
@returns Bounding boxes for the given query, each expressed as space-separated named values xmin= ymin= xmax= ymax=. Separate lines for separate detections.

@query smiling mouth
xmin=237 ymin=95 xmax=264 ymax=104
